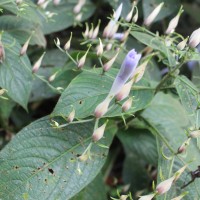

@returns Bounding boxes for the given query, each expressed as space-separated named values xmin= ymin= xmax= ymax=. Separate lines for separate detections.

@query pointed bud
xmin=143 ymin=2 xmax=164 ymax=26
xmin=103 ymin=3 xmax=123 ymax=38
xmin=106 ymin=43 xmax=112 ymax=51
xmin=88 ymin=24 xmax=94 ymax=39
xmin=53 ymin=0 xmax=60 ymax=5
xmin=125 ymin=6 xmax=134 ymax=22
xmin=48 ymin=71 xmax=58 ymax=82
xmin=77 ymin=45 xmax=91 ymax=69
xmin=109 ymin=23 xmax=119 ymax=38
xmin=75 ymin=13 xmax=83 ymax=22
xmin=174 ymin=165 xmax=187 ymax=182
xmin=177 ymin=138 xmax=191 ymax=154
xmin=138 ymin=193 xmax=155 ymax=200
xmin=0 ymin=89 xmax=6 ymax=96
xmin=92 ymin=121 xmax=107 ymax=142
xmin=20 ymin=35 xmax=32 ymax=56
xmin=97 ymin=38 xmax=103 ymax=57
xmin=32 ymin=52 xmax=46 ymax=73
xmin=116 ymin=79 xmax=134 ymax=101
xmin=132 ymin=60 xmax=148 ymax=83
xmin=40 ymin=1 xmax=49 ymax=9
xmin=171 ymin=192 xmax=188 ymax=200
xmin=0 ymin=41 xmax=5 ymax=63
xmin=189 ymin=130 xmax=200 ymax=138
xmin=92 ymin=20 xmax=101 ymax=39
xmin=188 ymin=27 xmax=200 ymax=48
xmin=55 ymin=37 xmax=60 ymax=47
xmin=177 ymin=37 xmax=188 ymax=50
xmin=73 ymin=0 xmax=86 ymax=14
xmin=83 ymin=23 xmax=89 ymax=38
xmin=103 ymin=52 xmax=119 ymax=72
xmin=122 ymin=97 xmax=133 ymax=112
xmin=16 ymin=0 xmax=23 ymax=4
xmin=120 ymin=195 xmax=128 ymax=200
xmin=64 ymin=32 xmax=72 ymax=51
xmin=133 ymin=8 xmax=138 ymax=23
xmin=165 ymin=6 xmax=183 ymax=34
xmin=121 ymin=29 xmax=130 ymax=42
xmin=156 ymin=176 xmax=175 ymax=195
xmin=37 ymin=0 xmax=45 ymax=5
xmin=94 ymin=98 xmax=111 ymax=118
xmin=67 ymin=108 xmax=75 ymax=122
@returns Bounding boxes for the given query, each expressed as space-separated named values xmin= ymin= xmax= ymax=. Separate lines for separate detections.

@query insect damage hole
xmin=48 ymin=168 xmax=54 ymax=175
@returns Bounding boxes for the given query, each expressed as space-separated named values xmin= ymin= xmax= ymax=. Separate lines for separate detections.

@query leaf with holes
xmin=0 ymin=116 xmax=117 ymax=199
xmin=0 ymin=32 xmax=33 ymax=109
xmin=52 ymin=68 xmax=154 ymax=119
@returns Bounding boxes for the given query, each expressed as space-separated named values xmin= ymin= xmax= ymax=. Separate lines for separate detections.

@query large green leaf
xmin=143 ymin=0 xmax=181 ymax=22
xmin=175 ymin=75 xmax=199 ymax=125
xmin=52 ymin=68 xmax=154 ymax=118
xmin=0 ymin=117 xmax=117 ymax=199
xmin=0 ymin=15 xmax=46 ymax=46
xmin=71 ymin=173 xmax=107 ymax=200
xmin=40 ymin=0 xmax=96 ymax=34
xmin=131 ymin=31 xmax=176 ymax=66
xmin=141 ymin=93 xmax=200 ymax=200
xmin=0 ymin=32 xmax=33 ymax=109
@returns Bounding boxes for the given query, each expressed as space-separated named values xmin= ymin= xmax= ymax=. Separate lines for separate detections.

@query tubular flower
xmin=108 ymin=49 xmax=141 ymax=97
xmin=143 ymin=2 xmax=164 ymax=26
xmin=103 ymin=3 xmax=123 ymax=38
xmin=165 ymin=6 xmax=184 ymax=34
xmin=188 ymin=27 xmax=200 ymax=48
xmin=92 ymin=121 xmax=107 ymax=142
xmin=138 ymin=193 xmax=155 ymax=200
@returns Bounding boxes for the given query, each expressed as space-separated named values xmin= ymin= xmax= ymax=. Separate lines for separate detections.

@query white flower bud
xmin=0 ymin=41 xmax=5 ymax=63
xmin=39 ymin=0 xmax=49 ymax=9
xmin=20 ymin=35 xmax=31 ymax=56
xmin=92 ymin=20 xmax=101 ymax=39
xmin=133 ymin=8 xmax=138 ymax=23
xmin=88 ymin=24 xmax=94 ymax=39
xmin=116 ymin=79 xmax=134 ymax=101
xmin=171 ymin=193 xmax=187 ymax=200
xmin=165 ymin=6 xmax=183 ymax=34
xmin=37 ymin=0 xmax=45 ymax=5
xmin=0 ymin=89 xmax=6 ymax=96
xmin=73 ymin=0 xmax=86 ymax=14
xmin=64 ymin=32 xmax=72 ymax=51
xmin=120 ymin=29 xmax=130 ymax=42
xmin=174 ymin=165 xmax=187 ymax=182
xmin=177 ymin=37 xmax=188 ymax=50
xmin=16 ymin=0 xmax=23 ymax=4
xmin=83 ymin=23 xmax=89 ymax=38
xmin=96 ymin=38 xmax=103 ymax=57
xmin=177 ymin=138 xmax=191 ymax=154
xmin=48 ymin=71 xmax=58 ymax=82
xmin=120 ymin=195 xmax=128 ymax=200
xmin=189 ymin=130 xmax=200 ymax=138
xmin=32 ymin=52 xmax=46 ymax=73
xmin=132 ymin=60 xmax=148 ymax=83
xmin=125 ymin=6 xmax=134 ymax=22
xmin=55 ymin=37 xmax=60 ymax=47
xmin=122 ymin=97 xmax=133 ymax=112
xmin=77 ymin=45 xmax=91 ymax=69
xmin=67 ymin=108 xmax=75 ymax=122
xmin=94 ymin=98 xmax=111 ymax=118
xmin=106 ymin=43 xmax=112 ymax=51
xmin=103 ymin=52 xmax=119 ymax=72
xmin=92 ymin=122 xmax=107 ymax=142
xmin=156 ymin=176 xmax=175 ymax=195
xmin=188 ymin=27 xmax=200 ymax=48
xmin=75 ymin=13 xmax=83 ymax=22
xmin=143 ymin=2 xmax=164 ymax=26
xmin=53 ymin=0 xmax=60 ymax=5
xmin=138 ymin=193 xmax=155 ymax=200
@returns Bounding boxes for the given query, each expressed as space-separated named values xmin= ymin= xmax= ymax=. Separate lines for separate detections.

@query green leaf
xmin=143 ymin=0 xmax=181 ymax=22
xmin=141 ymin=92 xmax=200 ymax=200
xmin=175 ymin=75 xmax=199 ymax=125
xmin=118 ymin=128 xmax=157 ymax=194
xmin=131 ymin=31 xmax=176 ymax=66
xmin=0 ymin=32 xmax=33 ymax=109
xmin=71 ymin=173 xmax=107 ymax=200
xmin=52 ymin=68 xmax=154 ymax=118
xmin=0 ymin=15 xmax=46 ymax=46
xmin=0 ymin=117 xmax=117 ymax=199
xmin=40 ymin=0 xmax=96 ymax=34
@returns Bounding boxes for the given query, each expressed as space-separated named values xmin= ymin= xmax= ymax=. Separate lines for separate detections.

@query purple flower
xmin=109 ymin=49 xmax=141 ymax=96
